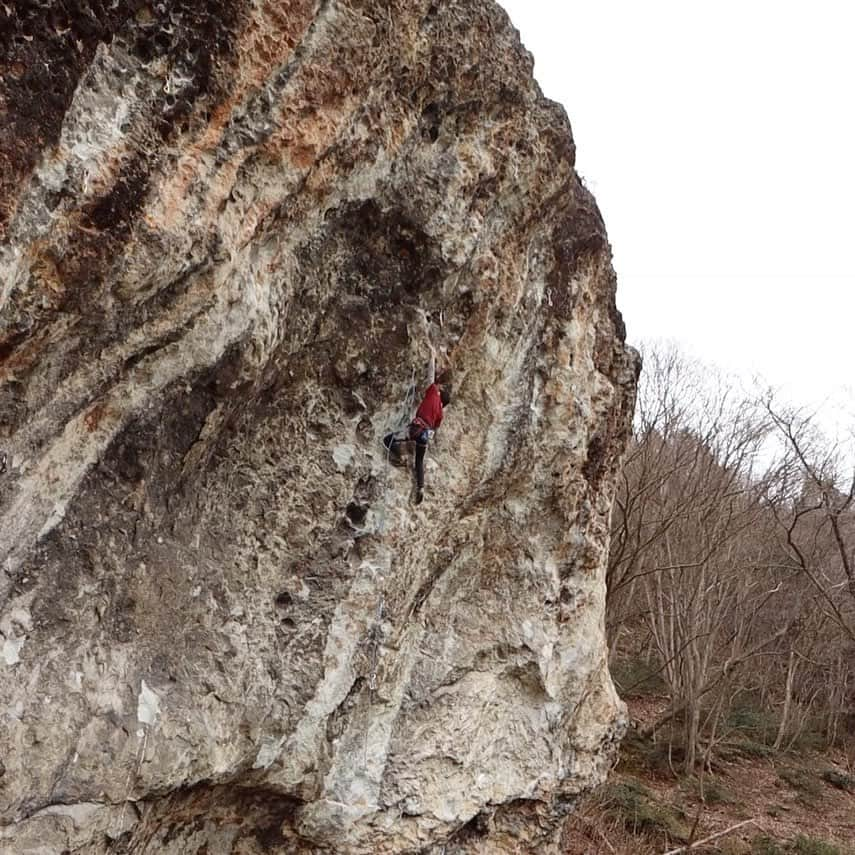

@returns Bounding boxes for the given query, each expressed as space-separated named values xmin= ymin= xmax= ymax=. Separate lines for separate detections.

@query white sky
xmin=500 ymin=0 xmax=855 ymax=427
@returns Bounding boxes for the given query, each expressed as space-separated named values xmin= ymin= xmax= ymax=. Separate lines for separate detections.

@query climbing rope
xmin=359 ymin=363 xmax=419 ymax=775
xmin=377 ymin=365 xmax=417 ymax=533
xmin=110 ymin=726 xmax=148 ymax=845
xmin=361 ymin=595 xmax=386 ymax=772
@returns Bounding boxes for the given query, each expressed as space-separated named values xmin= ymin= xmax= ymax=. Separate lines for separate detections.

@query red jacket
xmin=415 ymin=383 xmax=443 ymax=430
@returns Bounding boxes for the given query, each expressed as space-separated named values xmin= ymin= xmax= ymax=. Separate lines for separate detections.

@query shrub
xmin=680 ymin=774 xmax=737 ymax=805
xmin=777 ymin=766 xmax=822 ymax=802
xmin=791 ymin=834 xmax=848 ymax=855
xmin=731 ymin=738 xmax=776 ymax=759
xmin=720 ymin=838 xmax=752 ymax=855
xmin=610 ymin=656 xmax=666 ymax=696
xmin=727 ymin=704 xmax=778 ymax=744
xmin=750 ymin=837 xmax=787 ymax=855
xmin=787 ymin=726 xmax=829 ymax=754
xmin=618 ymin=730 xmax=684 ymax=779
xmin=821 ymin=769 xmax=855 ymax=792
xmin=599 ymin=777 xmax=690 ymax=843
xmin=751 ymin=834 xmax=787 ymax=855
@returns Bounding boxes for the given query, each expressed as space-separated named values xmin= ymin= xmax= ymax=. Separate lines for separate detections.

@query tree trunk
xmin=774 ymin=649 xmax=796 ymax=751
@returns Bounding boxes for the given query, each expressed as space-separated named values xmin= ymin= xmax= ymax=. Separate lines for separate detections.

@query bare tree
xmin=606 ymin=346 xmax=855 ymax=770
xmin=764 ymin=401 xmax=855 ymax=642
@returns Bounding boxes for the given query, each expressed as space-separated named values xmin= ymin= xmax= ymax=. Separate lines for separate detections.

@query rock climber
xmin=383 ymin=345 xmax=452 ymax=505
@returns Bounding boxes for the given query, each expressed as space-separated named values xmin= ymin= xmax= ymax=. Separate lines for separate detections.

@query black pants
xmin=384 ymin=425 xmax=429 ymax=489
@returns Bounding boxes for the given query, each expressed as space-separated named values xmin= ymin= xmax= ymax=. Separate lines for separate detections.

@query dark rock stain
xmin=547 ymin=189 xmax=609 ymax=323
xmin=82 ymin=155 xmax=151 ymax=236
xmin=0 ymin=0 xmax=241 ymax=233
xmin=582 ymin=434 xmax=606 ymax=490
xmin=329 ymin=199 xmax=445 ymax=306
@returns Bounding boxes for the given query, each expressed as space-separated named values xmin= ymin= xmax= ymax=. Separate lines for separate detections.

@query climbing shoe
xmin=387 ymin=446 xmax=405 ymax=467
xmin=414 ymin=489 xmax=424 ymax=505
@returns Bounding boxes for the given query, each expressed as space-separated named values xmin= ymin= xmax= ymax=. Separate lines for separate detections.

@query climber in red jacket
xmin=383 ymin=346 xmax=452 ymax=504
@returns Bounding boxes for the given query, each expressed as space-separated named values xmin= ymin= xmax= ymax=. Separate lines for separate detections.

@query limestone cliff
xmin=0 ymin=1 xmax=638 ymax=852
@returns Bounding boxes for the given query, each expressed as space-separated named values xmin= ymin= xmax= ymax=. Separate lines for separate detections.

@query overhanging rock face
xmin=0 ymin=1 xmax=639 ymax=852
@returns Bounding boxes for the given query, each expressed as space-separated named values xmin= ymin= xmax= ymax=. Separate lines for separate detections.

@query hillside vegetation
xmin=570 ymin=344 xmax=855 ymax=854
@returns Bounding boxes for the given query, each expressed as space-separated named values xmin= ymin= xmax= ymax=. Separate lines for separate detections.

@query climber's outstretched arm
xmin=425 ymin=343 xmax=436 ymax=390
